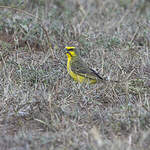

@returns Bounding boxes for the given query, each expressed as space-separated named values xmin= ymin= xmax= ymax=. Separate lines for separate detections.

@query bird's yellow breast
xmin=67 ymin=57 xmax=97 ymax=84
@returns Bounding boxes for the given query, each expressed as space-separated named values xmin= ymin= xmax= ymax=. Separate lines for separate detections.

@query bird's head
xmin=65 ymin=47 xmax=77 ymax=58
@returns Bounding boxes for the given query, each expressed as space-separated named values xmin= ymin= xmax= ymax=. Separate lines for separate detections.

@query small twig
xmin=130 ymin=26 xmax=140 ymax=44
xmin=126 ymin=69 xmax=135 ymax=80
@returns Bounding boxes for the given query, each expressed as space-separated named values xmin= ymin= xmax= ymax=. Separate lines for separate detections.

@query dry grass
xmin=0 ymin=0 xmax=150 ymax=149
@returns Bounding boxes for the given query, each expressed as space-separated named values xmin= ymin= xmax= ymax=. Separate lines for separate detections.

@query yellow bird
xmin=65 ymin=46 xmax=104 ymax=84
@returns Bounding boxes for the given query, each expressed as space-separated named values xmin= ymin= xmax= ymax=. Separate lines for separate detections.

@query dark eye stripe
xmin=68 ymin=49 xmax=74 ymax=51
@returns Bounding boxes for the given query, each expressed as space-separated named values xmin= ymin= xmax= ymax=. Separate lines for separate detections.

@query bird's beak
xmin=65 ymin=48 xmax=69 ymax=54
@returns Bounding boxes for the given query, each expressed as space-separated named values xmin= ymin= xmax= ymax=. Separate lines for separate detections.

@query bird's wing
xmin=70 ymin=57 xmax=103 ymax=80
